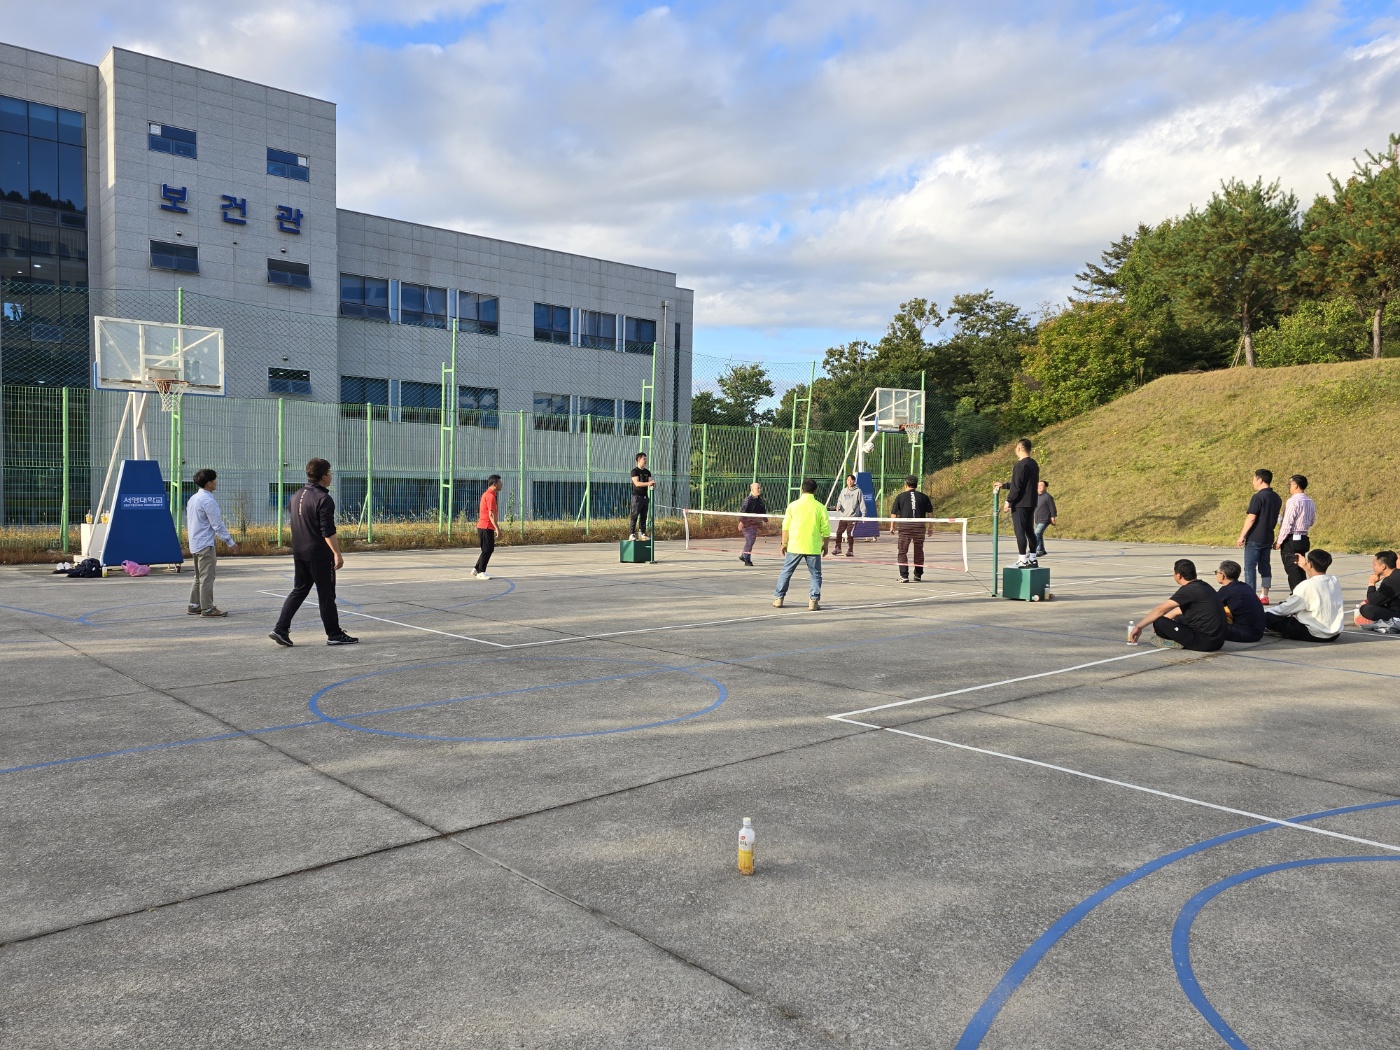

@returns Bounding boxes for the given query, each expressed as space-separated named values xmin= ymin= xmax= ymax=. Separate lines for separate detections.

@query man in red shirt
xmin=474 ymin=474 xmax=503 ymax=579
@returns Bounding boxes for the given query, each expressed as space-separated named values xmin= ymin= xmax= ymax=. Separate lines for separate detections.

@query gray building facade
xmin=0 ymin=41 xmax=693 ymax=524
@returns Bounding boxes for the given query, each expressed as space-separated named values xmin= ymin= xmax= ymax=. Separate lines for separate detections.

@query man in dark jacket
xmin=1215 ymin=560 xmax=1266 ymax=643
xmin=1355 ymin=550 xmax=1400 ymax=629
xmin=1033 ymin=480 xmax=1057 ymax=557
xmin=737 ymin=482 xmax=767 ymax=566
xmin=995 ymin=438 xmax=1040 ymax=567
xmin=889 ymin=475 xmax=934 ymax=582
xmin=270 ymin=458 xmax=357 ymax=647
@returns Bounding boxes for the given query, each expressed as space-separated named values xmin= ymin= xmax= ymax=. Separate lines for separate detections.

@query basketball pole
xmin=170 ymin=288 xmax=184 ymax=532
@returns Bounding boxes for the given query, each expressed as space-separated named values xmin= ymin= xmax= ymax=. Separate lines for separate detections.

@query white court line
xmin=829 ymin=714 xmax=1400 ymax=855
xmin=255 ymin=590 xmax=509 ymax=647
xmin=833 ymin=649 xmax=1160 ymax=719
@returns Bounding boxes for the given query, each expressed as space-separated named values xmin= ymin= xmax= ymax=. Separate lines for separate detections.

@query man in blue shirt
xmin=185 ymin=468 xmax=237 ymax=617
xmin=1215 ymin=560 xmax=1266 ymax=643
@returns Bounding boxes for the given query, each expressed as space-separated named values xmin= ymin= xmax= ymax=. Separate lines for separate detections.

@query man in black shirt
xmin=629 ymin=452 xmax=654 ymax=541
xmin=1214 ymin=560 xmax=1266 ymax=643
xmin=270 ymin=458 xmax=357 ymax=647
xmin=889 ymin=475 xmax=934 ymax=582
xmin=1128 ymin=559 xmax=1227 ymax=651
xmin=737 ymin=482 xmax=767 ymax=566
xmin=1235 ymin=469 xmax=1281 ymax=604
xmin=994 ymin=438 xmax=1040 ymax=567
xmin=1355 ymin=550 xmax=1400 ymax=629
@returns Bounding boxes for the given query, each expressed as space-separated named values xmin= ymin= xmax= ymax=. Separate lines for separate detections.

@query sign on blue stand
xmin=102 ymin=460 xmax=184 ymax=568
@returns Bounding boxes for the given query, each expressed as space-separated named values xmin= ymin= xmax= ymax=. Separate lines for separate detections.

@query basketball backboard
xmin=94 ymin=316 xmax=225 ymax=396
xmin=870 ymin=388 xmax=924 ymax=432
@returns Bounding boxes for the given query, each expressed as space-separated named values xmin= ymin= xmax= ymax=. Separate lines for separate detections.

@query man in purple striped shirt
xmin=1273 ymin=474 xmax=1316 ymax=594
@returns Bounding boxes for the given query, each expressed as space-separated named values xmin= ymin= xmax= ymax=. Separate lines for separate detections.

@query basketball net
xmin=153 ymin=378 xmax=189 ymax=414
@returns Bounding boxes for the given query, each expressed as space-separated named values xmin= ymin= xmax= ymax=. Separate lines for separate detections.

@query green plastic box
xmin=1002 ymin=566 xmax=1050 ymax=601
xmin=619 ymin=539 xmax=653 ymax=564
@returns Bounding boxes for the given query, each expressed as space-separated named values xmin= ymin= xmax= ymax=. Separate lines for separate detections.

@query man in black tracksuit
xmin=996 ymin=438 xmax=1040 ymax=567
xmin=270 ymin=457 xmax=357 ymax=647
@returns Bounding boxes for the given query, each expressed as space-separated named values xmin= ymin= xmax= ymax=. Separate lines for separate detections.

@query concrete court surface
xmin=1 ymin=535 xmax=1397 ymax=1049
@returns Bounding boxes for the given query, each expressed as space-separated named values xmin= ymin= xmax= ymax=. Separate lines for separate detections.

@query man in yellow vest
xmin=773 ymin=478 xmax=831 ymax=611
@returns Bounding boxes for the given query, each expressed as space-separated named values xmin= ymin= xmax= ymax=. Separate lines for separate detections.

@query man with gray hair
xmin=832 ymin=474 xmax=864 ymax=557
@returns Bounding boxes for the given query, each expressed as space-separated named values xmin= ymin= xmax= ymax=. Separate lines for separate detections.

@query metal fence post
xmin=517 ymin=410 xmax=526 ymax=540
xmin=991 ymin=487 xmax=1001 ymax=597
xmin=584 ymin=413 xmax=592 ymax=536
xmin=276 ymin=398 xmax=285 ymax=548
xmin=365 ymin=403 xmax=374 ymax=544
xmin=699 ymin=423 xmax=708 ymax=517
xmin=751 ymin=423 xmax=760 ymax=484
xmin=60 ymin=387 xmax=70 ymax=553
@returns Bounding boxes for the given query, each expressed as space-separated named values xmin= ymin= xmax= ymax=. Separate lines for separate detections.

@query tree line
xmin=695 ymin=132 xmax=1400 ymax=444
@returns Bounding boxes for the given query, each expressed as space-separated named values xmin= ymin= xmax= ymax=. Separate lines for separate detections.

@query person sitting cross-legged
xmin=1354 ymin=550 xmax=1400 ymax=630
xmin=1127 ymin=559 xmax=1227 ymax=652
xmin=1214 ymin=559 xmax=1266 ymax=644
xmin=1264 ymin=548 xmax=1343 ymax=643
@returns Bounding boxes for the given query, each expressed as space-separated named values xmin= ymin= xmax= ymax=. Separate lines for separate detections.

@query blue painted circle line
xmin=307 ymin=655 xmax=727 ymax=743
xmin=1173 ymin=855 xmax=1400 ymax=1050
xmin=955 ymin=796 xmax=1400 ymax=1049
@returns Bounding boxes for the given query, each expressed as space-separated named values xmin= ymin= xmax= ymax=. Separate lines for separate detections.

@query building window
xmin=457 ymin=291 xmax=499 ymax=335
xmin=340 ymin=375 xmax=389 ymax=420
xmin=458 ymin=385 xmax=499 ymax=428
xmin=622 ymin=399 xmax=643 ymax=436
xmin=400 ymin=379 xmax=441 ymax=425
xmin=624 ymin=316 xmax=656 ymax=354
xmin=579 ymin=310 xmax=616 ymax=350
xmin=267 ymin=258 xmax=311 ymax=288
xmin=401 ymin=283 xmax=447 ymax=328
xmin=534 ymin=302 xmax=570 ymax=344
xmin=533 ymin=392 xmax=570 ymax=431
xmin=339 ymin=273 xmax=390 ymax=320
xmin=578 ymin=396 xmax=616 ymax=435
xmin=267 ymin=147 xmax=310 ymax=182
xmin=150 ymin=239 xmax=198 ymax=274
xmin=269 ymin=367 xmax=311 ymax=396
xmin=148 ymin=122 xmax=196 ymax=159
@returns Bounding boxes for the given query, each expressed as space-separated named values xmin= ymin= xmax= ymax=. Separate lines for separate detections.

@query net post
xmin=365 ymin=403 xmax=374 ymax=545
xmin=699 ymin=423 xmax=708 ymax=521
xmin=991 ymin=487 xmax=1000 ymax=596
xmin=168 ymin=390 xmax=182 ymax=532
xmin=276 ymin=398 xmax=285 ymax=548
xmin=60 ymin=387 xmax=70 ymax=554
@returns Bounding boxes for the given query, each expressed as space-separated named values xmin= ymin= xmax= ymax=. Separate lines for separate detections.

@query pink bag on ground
xmin=121 ymin=560 xmax=151 ymax=577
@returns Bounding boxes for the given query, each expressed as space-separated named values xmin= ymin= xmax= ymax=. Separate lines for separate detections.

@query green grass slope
xmin=927 ymin=359 xmax=1400 ymax=552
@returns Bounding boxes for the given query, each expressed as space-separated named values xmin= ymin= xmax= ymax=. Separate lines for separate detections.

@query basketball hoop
xmin=900 ymin=422 xmax=924 ymax=445
xmin=153 ymin=377 xmax=189 ymax=414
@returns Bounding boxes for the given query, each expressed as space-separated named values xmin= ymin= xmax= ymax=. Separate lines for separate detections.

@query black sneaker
xmin=269 ymin=629 xmax=293 ymax=647
xmin=326 ymin=632 xmax=360 ymax=646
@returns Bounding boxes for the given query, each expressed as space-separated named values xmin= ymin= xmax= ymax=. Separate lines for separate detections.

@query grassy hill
xmin=926 ymin=359 xmax=1400 ymax=553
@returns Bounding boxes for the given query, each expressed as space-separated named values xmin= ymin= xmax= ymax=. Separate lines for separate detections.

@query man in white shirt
xmin=1264 ymin=548 xmax=1342 ymax=642
xmin=185 ymin=468 xmax=237 ymax=617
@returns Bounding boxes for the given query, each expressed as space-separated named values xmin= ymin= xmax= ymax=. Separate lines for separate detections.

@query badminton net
xmin=681 ymin=508 xmax=970 ymax=574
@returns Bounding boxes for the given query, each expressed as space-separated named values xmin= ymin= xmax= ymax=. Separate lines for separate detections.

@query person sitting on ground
xmin=1354 ymin=550 xmax=1400 ymax=630
xmin=1214 ymin=560 xmax=1266 ymax=644
xmin=1264 ymin=548 xmax=1343 ymax=643
xmin=1127 ymin=559 xmax=1227 ymax=652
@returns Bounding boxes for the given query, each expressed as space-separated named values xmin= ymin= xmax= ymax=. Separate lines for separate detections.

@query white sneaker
xmin=474 ymin=571 xmax=492 ymax=580
xmin=1014 ymin=555 xmax=1030 ymax=568
xmin=637 ymin=532 xmax=649 ymax=541
xmin=628 ymin=533 xmax=637 ymax=541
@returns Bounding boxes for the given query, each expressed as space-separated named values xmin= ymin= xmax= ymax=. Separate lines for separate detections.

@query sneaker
xmin=772 ymin=597 xmax=784 ymax=608
xmin=845 ymin=551 xmax=854 ymax=558
xmin=913 ymin=576 xmax=924 ymax=583
xmin=628 ymin=533 xmax=637 ymax=541
xmin=326 ymin=632 xmax=360 ymax=646
xmin=187 ymin=605 xmax=203 ymax=616
xmin=898 ymin=576 xmax=909 ymax=583
xmin=1259 ymin=595 xmax=1270 ymax=606
xmin=1035 ymin=549 xmax=1048 ymax=557
xmin=269 ymin=629 xmax=293 ymax=647
xmin=808 ymin=598 xmax=821 ymax=611
xmin=1149 ymin=634 xmax=1184 ymax=650
xmin=474 ymin=571 xmax=492 ymax=580
xmin=201 ymin=607 xmax=229 ymax=617
xmin=637 ymin=532 xmax=649 ymax=541
xmin=1014 ymin=555 xmax=1030 ymax=568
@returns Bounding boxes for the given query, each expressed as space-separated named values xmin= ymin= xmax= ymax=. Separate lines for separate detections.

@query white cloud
xmin=7 ymin=0 xmax=1400 ymax=356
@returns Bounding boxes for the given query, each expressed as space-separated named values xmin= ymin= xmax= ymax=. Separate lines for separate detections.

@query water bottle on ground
xmin=1127 ymin=621 xmax=1137 ymax=645
xmin=737 ymin=817 xmax=755 ymax=875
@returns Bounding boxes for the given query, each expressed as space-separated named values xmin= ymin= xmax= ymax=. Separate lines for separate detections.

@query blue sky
xmin=8 ymin=1 xmax=1400 ymax=369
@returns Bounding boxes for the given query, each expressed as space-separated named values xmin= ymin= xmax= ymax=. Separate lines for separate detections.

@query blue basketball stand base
xmin=99 ymin=460 xmax=185 ymax=574
xmin=1002 ymin=566 xmax=1049 ymax=601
